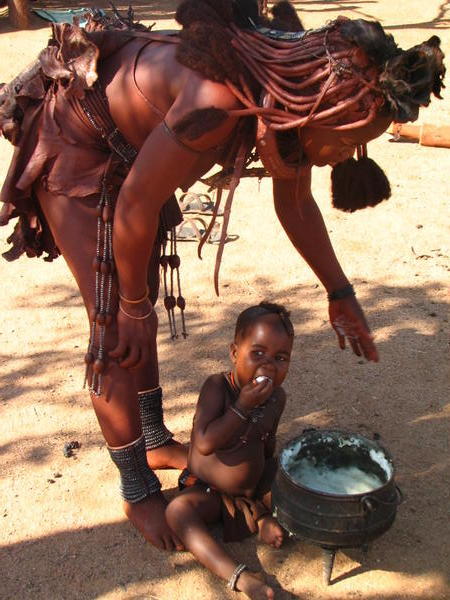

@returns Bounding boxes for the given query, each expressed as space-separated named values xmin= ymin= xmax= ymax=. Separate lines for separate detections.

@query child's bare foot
xmin=236 ymin=571 xmax=275 ymax=599
xmin=146 ymin=439 xmax=188 ymax=470
xmin=123 ymin=491 xmax=184 ymax=551
xmin=257 ymin=515 xmax=284 ymax=548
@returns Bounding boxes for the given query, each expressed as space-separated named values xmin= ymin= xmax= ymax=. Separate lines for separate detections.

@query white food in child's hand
xmin=254 ymin=375 xmax=272 ymax=384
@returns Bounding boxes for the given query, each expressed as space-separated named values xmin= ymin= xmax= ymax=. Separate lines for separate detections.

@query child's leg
xmin=167 ymin=488 xmax=274 ymax=600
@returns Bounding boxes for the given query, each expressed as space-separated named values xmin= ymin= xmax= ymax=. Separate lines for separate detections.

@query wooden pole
xmin=389 ymin=123 xmax=450 ymax=149
xmin=8 ymin=0 xmax=30 ymax=29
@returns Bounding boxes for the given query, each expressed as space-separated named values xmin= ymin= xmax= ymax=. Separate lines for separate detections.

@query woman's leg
xmin=133 ymin=250 xmax=188 ymax=471
xmin=36 ymin=183 xmax=182 ymax=550
xmin=167 ymin=489 xmax=275 ymax=600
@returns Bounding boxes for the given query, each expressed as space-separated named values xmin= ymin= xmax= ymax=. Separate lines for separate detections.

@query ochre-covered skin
xmin=0 ymin=30 xmax=385 ymax=555
xmin=2 ymin=0 xmax=443 ymax=566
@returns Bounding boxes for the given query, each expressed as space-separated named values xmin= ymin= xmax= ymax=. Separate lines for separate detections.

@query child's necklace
xmin=229 ymin=371 xmax=240 ymax=395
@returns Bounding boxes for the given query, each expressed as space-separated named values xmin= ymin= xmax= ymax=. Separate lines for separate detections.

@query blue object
xmin=32 ymin=7 xmax=105 ymax=27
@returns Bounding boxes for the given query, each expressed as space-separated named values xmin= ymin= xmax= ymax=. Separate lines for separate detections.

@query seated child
xmin=166 ymin=302 xmax=294 ymax=600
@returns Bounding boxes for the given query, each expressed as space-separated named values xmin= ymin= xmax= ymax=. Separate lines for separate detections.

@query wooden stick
xmin=389 ymin=123 xmax=450 ymax=148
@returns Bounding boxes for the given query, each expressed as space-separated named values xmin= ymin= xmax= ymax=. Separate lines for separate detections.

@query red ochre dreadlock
xmin=176 ymin=0 xmax=444 ymax=132
xmin=175 ymin=0 xmax=445 ymax=293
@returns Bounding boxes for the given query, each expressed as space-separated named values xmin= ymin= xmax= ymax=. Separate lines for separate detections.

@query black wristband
xmin=328 ymin=284 xmax=355 ymax=301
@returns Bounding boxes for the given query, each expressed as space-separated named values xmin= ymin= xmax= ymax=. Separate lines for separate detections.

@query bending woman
xmin=0 ymin=0 xmax=444 ymax=550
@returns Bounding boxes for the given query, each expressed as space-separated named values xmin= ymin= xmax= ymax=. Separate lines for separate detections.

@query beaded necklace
xmin=80 ymin=83 xmax=186 ymax=395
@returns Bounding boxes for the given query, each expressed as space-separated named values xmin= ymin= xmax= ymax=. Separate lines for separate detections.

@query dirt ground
xmin=0 ymin=1 xmax=449 ymax=599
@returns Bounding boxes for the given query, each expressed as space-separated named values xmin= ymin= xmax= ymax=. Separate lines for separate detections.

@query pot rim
xmin=277 ymin=428 xmax=396 ymax=499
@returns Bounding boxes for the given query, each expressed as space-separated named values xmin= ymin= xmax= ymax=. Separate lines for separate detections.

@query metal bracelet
xmin=119 ymin=303 xmax=153 ymax=320
xmin=227 ymin=563 xmax=248 ymax=591
xmin=229 ymin=404 xmax=248 ymax=421
xmin=118 ymin=287 xmax=149 ymax=304
xmin=327 ymin=284 xmax=355 ymax=302
xmin=107 ymin=434 xmax=161 ymax=502
xmin=138 ymin=387 xmax=173 ymax=450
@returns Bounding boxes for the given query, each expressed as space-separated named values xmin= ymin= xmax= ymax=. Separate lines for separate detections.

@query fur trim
xmin=331 ymin=157 xmax=391 ymax=212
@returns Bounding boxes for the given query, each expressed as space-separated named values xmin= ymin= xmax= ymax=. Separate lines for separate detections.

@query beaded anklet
xmin=107 ymin=434 xmax=161 ymax=502
xmin=138 ymin=387 xmax=173 ymax=450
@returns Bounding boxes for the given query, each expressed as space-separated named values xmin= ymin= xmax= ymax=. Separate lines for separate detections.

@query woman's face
xmin=300 ymin=116 xmax=392 ymax=167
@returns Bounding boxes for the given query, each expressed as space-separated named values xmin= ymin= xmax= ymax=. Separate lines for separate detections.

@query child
xmin=166 ymin=302 xmax=294 ymax=599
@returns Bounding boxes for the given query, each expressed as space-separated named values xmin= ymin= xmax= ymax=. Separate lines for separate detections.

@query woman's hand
xmin=328 ymin=295 xmax=379 ymax=362
xmin=237 ymin=378 xmax=274 ymax=413
xmin=109 ymin=300 xmax=158 ymax=369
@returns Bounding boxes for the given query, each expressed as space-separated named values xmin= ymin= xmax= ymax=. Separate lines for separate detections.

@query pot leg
xmin=321 ymin=548 xmax=336 ymax=585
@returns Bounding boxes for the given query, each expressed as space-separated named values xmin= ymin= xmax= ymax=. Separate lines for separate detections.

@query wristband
xmin=229 ymin=404 xmax=248 ymax=421
xmin=327 ymin=284 xmax=355 ymax=302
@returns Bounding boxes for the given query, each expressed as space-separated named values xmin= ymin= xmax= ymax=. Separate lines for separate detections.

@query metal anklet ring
xmin=227 ymin=563 xmax=248 ymax=591
xmin=119 ymin=303 xmax=154 ymax=320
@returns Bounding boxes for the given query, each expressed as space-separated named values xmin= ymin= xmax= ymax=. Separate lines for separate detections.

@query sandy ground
xmin=0 ymin=1 xmax=449 ymax=599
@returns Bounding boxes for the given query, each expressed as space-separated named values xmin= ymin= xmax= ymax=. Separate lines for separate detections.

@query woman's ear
xmin=229 ymin=341 xmax=238 ymax=364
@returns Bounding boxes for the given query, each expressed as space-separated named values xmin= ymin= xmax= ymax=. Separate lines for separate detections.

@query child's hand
xmin=236 ymin=377 xmax=273 ymax=413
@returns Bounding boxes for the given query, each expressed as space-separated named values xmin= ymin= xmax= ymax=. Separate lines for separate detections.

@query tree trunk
xmin=8 ymin=0 xmax=30 ymax=29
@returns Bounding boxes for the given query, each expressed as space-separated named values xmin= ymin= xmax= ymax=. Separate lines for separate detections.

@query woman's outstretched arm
xmin=273 ymin=173 xmax=378 ymax=361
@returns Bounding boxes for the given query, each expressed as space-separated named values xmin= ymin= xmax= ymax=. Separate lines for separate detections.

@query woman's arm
xmin=113 ymin=123 xmax=199 ymax=300
xmin=110 ymin=76 xmax=241 ymax=368
xmin=273 ymin=172 xmax=349 ymax=292
xmin=273 ymin=174 xmax=378 ymax=361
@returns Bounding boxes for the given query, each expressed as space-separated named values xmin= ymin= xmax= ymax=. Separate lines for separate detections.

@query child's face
xmin=230 ymin=314 xmax=293 ymax=388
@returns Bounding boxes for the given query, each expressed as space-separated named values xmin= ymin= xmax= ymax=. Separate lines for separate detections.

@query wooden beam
xmin=8 ymin=0 xmax=30 ymax=29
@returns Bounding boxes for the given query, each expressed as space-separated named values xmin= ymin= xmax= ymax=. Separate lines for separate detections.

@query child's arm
xmin=191 ymin=375 xmax=248 ymax=455
xmin=264 ymin=388 xmax=287 ymax=459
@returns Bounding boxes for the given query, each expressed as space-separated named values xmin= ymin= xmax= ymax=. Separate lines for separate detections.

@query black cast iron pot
xmin=272 ymin=429 xmax=403 ymax=582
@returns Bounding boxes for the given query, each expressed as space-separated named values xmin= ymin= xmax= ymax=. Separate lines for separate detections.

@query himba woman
xmin=0 ymin=0 xmax=445 ymax=552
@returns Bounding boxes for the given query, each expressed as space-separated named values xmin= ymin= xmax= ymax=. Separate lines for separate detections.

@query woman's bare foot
xmin=236 ymin=571 xmax=275 ymax=600
xmin=123 ymin=491 xmax=184 ymax=551
xmin=257 ymin=515 xmax=284 ymax=548
xmin=146 ymin=439 xmax=188 ymax=470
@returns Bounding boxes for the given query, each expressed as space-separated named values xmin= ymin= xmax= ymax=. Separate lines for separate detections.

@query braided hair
xmin=174 ymin=0 xmax=445 ymax=289
xmin=176 ymin=0 xmax=445 ymax=128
